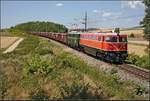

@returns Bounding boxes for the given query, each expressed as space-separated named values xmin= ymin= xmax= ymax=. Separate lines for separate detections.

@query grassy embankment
xmin=126 ymin=43 xmax=149 ymax=70
xmin=121 ymin=29 xmax=149 ymax=70
xmin=0 ymin=33 xmax=148 ymax=100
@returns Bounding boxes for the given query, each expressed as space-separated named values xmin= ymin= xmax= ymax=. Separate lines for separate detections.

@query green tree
xmin=114 ymin=28 xmax=120 ymax=34
xmin=140 ymin=0 xmax=150 ymax=40
xmin=11 ymin=21 xmax=68 ymax=33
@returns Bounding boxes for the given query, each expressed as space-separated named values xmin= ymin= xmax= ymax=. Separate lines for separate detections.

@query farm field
xmin=120 ymin=29 xmax=144 ymax=38
xmin=125 ymin=31 xmax=148 ymax=59
xmin=0 ymin=34 xmax=149 ymax=100
xmin=0 ymin=36 xmax=19 ymax=49
xmin=127 ymin=39 xmax=148 ymax=57
xmin=128 ymin=40 xmax=148 ymax=46
xmin=89 ymin=28 xmax=144 ymax=38
xmin=128 ymin=43 xmax=147 ymax=57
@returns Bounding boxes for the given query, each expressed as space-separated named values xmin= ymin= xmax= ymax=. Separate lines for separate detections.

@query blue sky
xmin=1 ymin=1 xmax=145 ymax=29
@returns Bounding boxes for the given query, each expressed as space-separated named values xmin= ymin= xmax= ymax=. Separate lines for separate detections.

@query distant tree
xmin=140 ymin=0 xmax=150 ymax=40
xmin=114 ymin=28 xmax=120 ymax=34
xmin=129 ymin=33 xmax=135 ymax=38
xmin=11 ymin=21 xmax=68 ymax=33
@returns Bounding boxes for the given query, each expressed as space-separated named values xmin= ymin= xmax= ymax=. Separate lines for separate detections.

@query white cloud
xmin=121 ymin=1 xmax=144 ymax=9
xmin=91 ymin=10 xmax=123 ymax=23
xmin=93 ymin=10 xmax=99 ymax=13
xmin=56 ymin=3 xmax=63 ymax=7
xmin=102 ymin=12 xmax=112 ymax=17
xmin=126 ymin=18 xmax=132 ymax=21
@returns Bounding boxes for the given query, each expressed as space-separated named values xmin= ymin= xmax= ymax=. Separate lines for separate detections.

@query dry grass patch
xmin=0 ymin=36 xmax=19 ymax=49
xmin=120 ymin=29 xmax=144 ymax=38
xmin=128 ymin=44 xmax=147 ymax=57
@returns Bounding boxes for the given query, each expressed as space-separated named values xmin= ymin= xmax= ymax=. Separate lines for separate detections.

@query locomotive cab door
xmin=102 ymin=36 xmax=105 ymax=49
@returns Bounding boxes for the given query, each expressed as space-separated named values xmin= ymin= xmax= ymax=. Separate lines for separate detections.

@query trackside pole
xmin=148 ymin=5 xmax=150 ymax=72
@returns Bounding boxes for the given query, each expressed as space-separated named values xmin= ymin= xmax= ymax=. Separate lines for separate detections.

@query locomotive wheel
xmin=105 ymin=55 xmax=110 ymax=62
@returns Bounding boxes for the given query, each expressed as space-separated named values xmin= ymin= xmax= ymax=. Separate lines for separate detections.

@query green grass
xmin=126 ymin=53 xmax=149 ymax=69
xmin=49 ymin=51 xmax=148 ymax=99
xmin=0 ymin=34 xmax=148 ymax=100
xmin=0 ymin=32 xmax=15 ymax=37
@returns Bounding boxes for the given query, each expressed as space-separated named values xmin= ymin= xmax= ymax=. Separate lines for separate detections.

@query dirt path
xmin=3 ymin=38 xmax=24 ymax=53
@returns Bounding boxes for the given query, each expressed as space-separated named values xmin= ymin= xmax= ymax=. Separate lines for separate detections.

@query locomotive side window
xmin=105 ymin=37 xmax=110 ymax=42
xmin=111 ymin=36 xmax=117 ymax=42
xmin=119 ymin=37 xmax=127 ymax=42
xmin=105 ymin=36 xmax=117 ymax=42
xmin=98 ymin=36 xmax=102 ymax=41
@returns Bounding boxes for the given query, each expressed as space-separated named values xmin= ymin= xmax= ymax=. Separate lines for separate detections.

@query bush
xmin=14 ymin=36 xmax=40 ymax=55
xmin=52 ymin=52 xmax=77 ymax=69
xmin=134 ymin=86 xmax=146 ymax=96
xmin=8 ymin=28 xmax=26 ymax=36
xmin=34 ymin=40 xmax=54 ymax=55
xmin=129 ymin=33 xmax=135 ymax=38
xmin=126 ymin=53 xmax=140 ymax=64
xmin=60 ymin=81 xmax=103 ymax=99
xmin=54 ymin=52 xmax=88 ymax=70
xmin=126 ymin=53 xmax=148 ymax=69
xmin=24 ymin=55 xmax=53 ymax=75
xmin=135 ymin=55 xmax=148 ymax=69
xmin=21 ymin=75 xmax=39 ymax=92
xmin=0 ymin=72 xmax=8 ymax=99
xmin=36 ymin=47 xmax=53 ymax=55
xmin=144 ymin=47 xmax=149 ymax=54
xmin=31 ymin=89 xmax=49 ymax=100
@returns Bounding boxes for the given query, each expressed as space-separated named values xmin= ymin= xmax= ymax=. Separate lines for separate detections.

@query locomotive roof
xmin=69 ymin=31 xmax=126 ymax=36
xmin=84 ymin=33 xmax=126 ymax=35
xmin=68 ymin=31 xmax=81 ymax=34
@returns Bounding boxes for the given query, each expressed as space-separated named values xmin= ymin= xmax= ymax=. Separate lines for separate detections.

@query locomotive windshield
xmin=105 ymin=36 xmax=117 ymax=42
xmin=105 ymin=36 xmax=127 ymax=42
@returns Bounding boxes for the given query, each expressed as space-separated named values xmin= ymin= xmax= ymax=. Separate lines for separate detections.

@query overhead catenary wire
xmin=70 ymin=13 xmax=145 ymax=29
xmin=87 ymin=14 xmax=144 ymax=24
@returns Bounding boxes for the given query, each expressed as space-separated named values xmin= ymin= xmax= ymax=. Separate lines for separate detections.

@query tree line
xmin=140 ymin=0 xmax=150 ymax=40
xmin=10 ymin=21 xmax=68 ymax=33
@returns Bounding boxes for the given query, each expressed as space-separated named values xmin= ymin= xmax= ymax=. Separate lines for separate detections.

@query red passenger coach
xmin=80 ymin=33 xmax=128 ymax=62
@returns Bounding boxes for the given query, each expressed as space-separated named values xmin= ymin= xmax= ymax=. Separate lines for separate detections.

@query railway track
xmin=33 ymin=33 xmax=149 ymax=82
xmin=117 ymin=64 xmax=149 ymax=81
xmin=67 ymin=45 xmax=149 ymax=82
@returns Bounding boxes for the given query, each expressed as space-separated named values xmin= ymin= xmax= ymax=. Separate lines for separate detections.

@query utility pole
xmin=148 ymin=4 xmax=150 ymax=62
xmin=85 ymin=11 xmax=87 ymax=32
xmin=74 ymin=11 xmax=88 ymax=32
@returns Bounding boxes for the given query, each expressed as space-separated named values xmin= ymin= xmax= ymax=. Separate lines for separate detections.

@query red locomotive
xmin=30 ymin=31 xmax=128 ymax=63
xmin=80 ymin=32 xmax=128 ymax=62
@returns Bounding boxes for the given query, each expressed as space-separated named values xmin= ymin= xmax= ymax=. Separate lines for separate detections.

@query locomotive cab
xmin=103 ymin=33 xmax=128 ymax=62
xmin=104 ymin=35 xmax=127 ymax=51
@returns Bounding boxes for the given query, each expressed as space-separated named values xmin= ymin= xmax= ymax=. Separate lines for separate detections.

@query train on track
xmin=30 ymin=31 xmax=128 ymax=63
